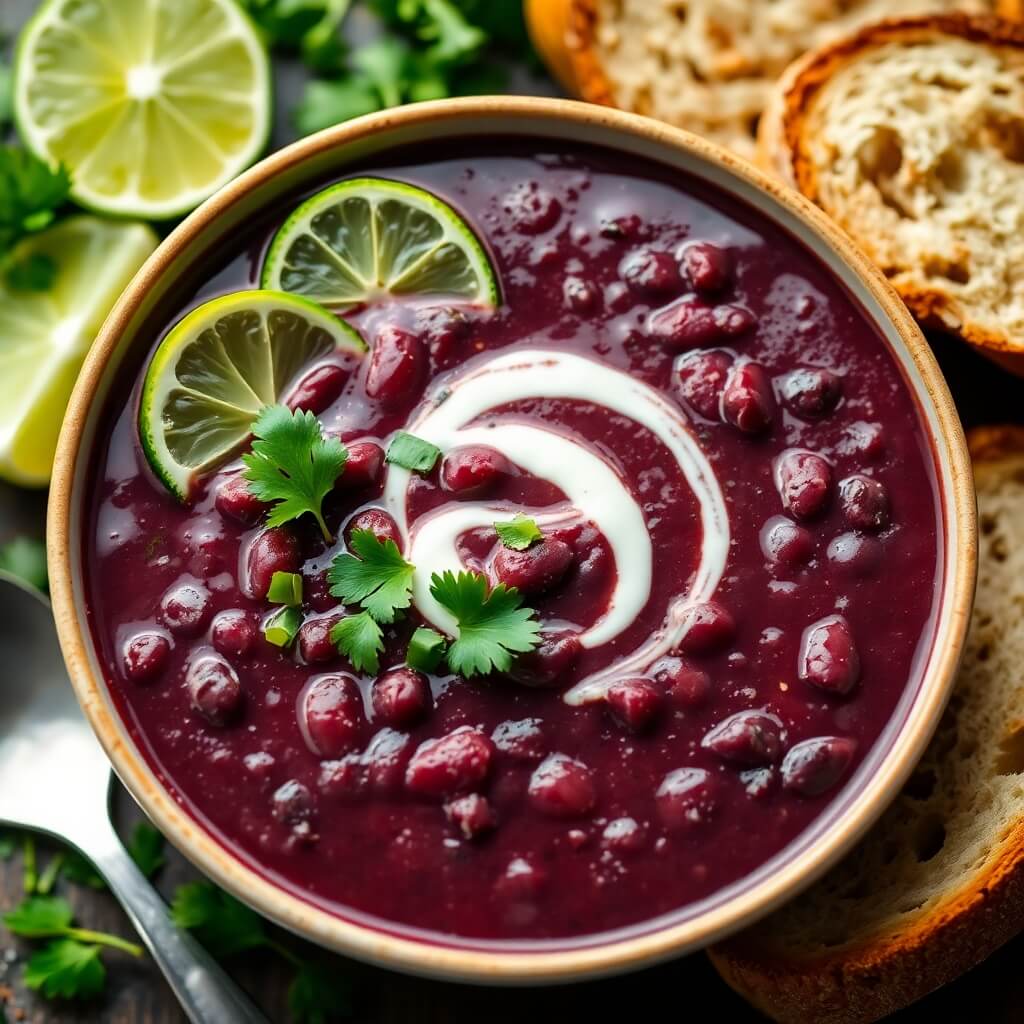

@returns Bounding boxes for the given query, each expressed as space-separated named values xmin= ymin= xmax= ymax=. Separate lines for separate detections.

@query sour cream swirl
xmin=382 ymin=348 xmax=729 ymax=703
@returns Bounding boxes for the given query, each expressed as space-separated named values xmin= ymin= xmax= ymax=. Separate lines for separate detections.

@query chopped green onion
xmin=267 ymin=570 xmax=303 ymax=606
xmin=494 ymin=515 xmax=543 ymax=551
xmin=386 ymin=431 xmax=441 ymax=472
xmin=406 ymin=626 xmax=447 ymax=672
xmin=263 ymin=607 xmax=303 ymax=648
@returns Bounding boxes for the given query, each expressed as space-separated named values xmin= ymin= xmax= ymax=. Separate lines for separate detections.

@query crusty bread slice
xmin=708 ymin=425 xmax=1024 ymax=1024
xmin=524 ymin=1 xmax=1018 ymax=161
xmin=759 ymin=15 xmax=1024 ymax=372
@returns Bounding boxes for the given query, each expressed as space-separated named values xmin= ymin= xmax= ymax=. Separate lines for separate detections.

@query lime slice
xmin=261 ymin=178 xmax=500 ymax=310
xmin=13 ymin=0 xmax=271 ymax=219
xmin=0 ymin=215 xmax=157 ymax=487
xmin=140 ymin=290 xmax=366 ymax=500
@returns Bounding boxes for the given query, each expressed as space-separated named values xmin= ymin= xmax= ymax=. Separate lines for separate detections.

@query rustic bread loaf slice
xmin=708 ymin=425 xmax=1024 ymax=1024
xmin=524 ymin=1 xmax=1018 ymax=161
xmin=759 ymin=15 xmax=1024 ymax=372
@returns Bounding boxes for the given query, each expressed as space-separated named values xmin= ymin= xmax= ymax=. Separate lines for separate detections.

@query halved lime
xmin=14 ymin=0 xmax=271 ymax=219
xmin=261 ymin=178 xmax=500 ymax=310
xmin=0 ymin=215 xmax=157 ymax=487
xmin=140 ymin=290 xmax=366 ymax=500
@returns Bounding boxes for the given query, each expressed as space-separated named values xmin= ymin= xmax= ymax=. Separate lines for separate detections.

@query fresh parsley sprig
xmin=242 ymin=405 xmax=348 ymax=542
xmin=328 ymin=528 xmax=414 ymax=622
xmin=429 ymin=570 xmax=540 ymax=677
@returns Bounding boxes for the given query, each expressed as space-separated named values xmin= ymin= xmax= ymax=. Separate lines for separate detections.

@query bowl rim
xmin=46 ymin=95 xmax=977 ymax=984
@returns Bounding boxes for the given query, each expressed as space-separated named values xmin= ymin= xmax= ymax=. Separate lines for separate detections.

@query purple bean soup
xmin=84 ymin=142 xmax=942 ymax=945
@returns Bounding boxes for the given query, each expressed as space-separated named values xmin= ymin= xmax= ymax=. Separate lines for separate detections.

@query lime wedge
xmin=261 ymin=178 xmax=500 ymax=310
xmin=0 ymin=215 xmax=157 ymax=487
xmin=13 ymin=0 xmax=271 ymax=219
xmin=140 ymin=290 xmax=366 ymax=500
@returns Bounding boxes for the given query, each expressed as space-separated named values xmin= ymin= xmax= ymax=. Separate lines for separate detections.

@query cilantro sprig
xmin=429 ymin=570 xmax=540 ymax=676
xmin=171 ymin=881 xmax=352 ymax=1021
xmin=240 ymin=0 xmax=352 ymax=71
xmin=328 ymin=528 xmax=414 ymax=622
xmin=4 ymin=896 xmax=143 ymax=999
xmin=242 ymin=405 xmax=347 ymax=542
xmin=0 ymin=145 xmax=71 ymax=253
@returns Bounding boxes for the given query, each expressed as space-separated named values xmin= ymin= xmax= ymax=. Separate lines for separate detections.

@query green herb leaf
xmin=406 ymin=626 xmax=446 ymax=672
xmin=61 ymin=852 xmax=106 ymax=890
xmin=170 ymin=881 xmax=269 ymax=958
xmin=429 ymin=570 xmax=540 ymax=677
xmin=242 ymin=405 xmax=348 ymax=542
xmin=330 ymin=610 xmax=383 ymax=673
xmin=267 ymin=570 xmax=304 ymax=606
xmin=263 ymin=606 xmax=304 ymax=648
xmin=288 ymin=960 xmax=354 ymax=1024
xmin=5 ymin=251 xmax=57 ymax=291
xmin=0 ymin=62 xmax=12 ymax=128
xmin=0 ymin=536 xmax=48 ymax=592
xmin=240 ymin=0 xmax=351 ymax=71
xmin=385 ymin=431 xmax=440 ymax=472
xmin=294 ymin=76 xmax=381 ymax=135
xmin=4 ymin=896 xmax=73 ymax=938
xmin=24 ymin=939 xmax=105 ymax=1000
xmin=328 ymin=528 xmax=413 ymax=623
xmin=494 ymin=515 xmax=542 ymax=551
xmin=0 ymin=831 xmax=14 ymax=859
xmin=0 ymin=146 xmax=71 ymax=252
xmin=127 ymin=823 xmax=166 ymax=879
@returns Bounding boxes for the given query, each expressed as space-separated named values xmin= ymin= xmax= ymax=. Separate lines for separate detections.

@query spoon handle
xmin=88 ymin=827 xmax=272 ymax=1024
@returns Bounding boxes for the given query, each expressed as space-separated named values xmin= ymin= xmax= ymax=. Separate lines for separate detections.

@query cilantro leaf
xmin=5 ymin=251 xmax=57 ymax=291
xmin=294 ymin=76 xmax=381 ymax=135
xmin=0 ymin=146 xmax=71 ymax=252
xmin=429 ymin=570 xmax=540 ymax=676
xmin=288 ymin=960 xmax=354 ymax=1023
xmin=242 ymin=405 xmax=347 ymax=542
xmin=330 ymin=610 xmax=383 ymax=673
xmin=4 ymin=896 xmax=73 ymax=938
xmin=494 ymin=515 xmax=542 ymax=551
xmin=170 ymin=881 xmax=268 ymax=958
xmin=385 ymin=431 xmax=440 ymax=472
xmin=328 ymin=528 xmax=413 ymax=623
xmin=127 ymin=823 xmax=165 ymax=879
xmin=24 ymin=939 xmax=105 ymax=1000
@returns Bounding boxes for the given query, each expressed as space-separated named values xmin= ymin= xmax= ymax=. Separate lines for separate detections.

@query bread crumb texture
xmin=584 ymin=0 xmax=1003 ymax=159
xmin=785 ymin=18 xmax=1024 ymax=350
xmin=710 ymin=429 xmax=1024 ymax=1021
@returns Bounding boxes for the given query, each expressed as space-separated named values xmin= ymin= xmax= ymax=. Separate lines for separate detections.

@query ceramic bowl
xmin=47 ymin=97 xmax=976 ymax=984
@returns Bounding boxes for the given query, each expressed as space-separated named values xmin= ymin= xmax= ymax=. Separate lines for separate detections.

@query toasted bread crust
xmin=709 ymin=427 xmax=1024 ymax=1024
xmin=524 ymin=0 xmax=581 ymax=94
xmin=759 ymin=14 xmax=1024 ymax=372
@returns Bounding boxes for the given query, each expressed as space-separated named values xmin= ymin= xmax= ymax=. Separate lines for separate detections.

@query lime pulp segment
xmin=261 ymin=178 xmax=500 ymax=310
xmin=140 ymin=291 xmax=367 ymax=500
xmin=0 ymin=215 xmax=157 ymax=487
xmin=14 ymin=0 xmax=271 ymax=219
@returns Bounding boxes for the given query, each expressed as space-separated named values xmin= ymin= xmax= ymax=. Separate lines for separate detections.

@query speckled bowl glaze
xmin=47 ymin=97 xmax=976 ymax=984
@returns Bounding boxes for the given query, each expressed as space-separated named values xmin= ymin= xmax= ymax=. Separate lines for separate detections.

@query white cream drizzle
xmin=381 ymin=348 xmax=729 ymax=703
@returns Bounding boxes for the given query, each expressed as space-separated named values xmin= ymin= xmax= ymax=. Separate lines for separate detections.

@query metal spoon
xmin=0 ymin=573 xmax=271 ymax=1023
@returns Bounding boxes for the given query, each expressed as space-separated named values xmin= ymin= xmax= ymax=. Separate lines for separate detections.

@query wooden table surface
xmin=2 ymin=3 xmax=1023 ymax=1021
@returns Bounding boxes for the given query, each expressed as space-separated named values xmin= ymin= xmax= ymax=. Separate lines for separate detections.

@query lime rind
xmin=261 ymin=177 xmax=501 ymax=310
xmin=0 ymin=215 xmax=157 ymax=487
xmin=13 ymin=0 xmax=272 ymax=220
xmin=139 ymin=290 xmax=366 ymax=501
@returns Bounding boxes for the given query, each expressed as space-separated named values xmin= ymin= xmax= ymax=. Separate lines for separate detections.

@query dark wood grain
xmin=2 ymin=2 xmax=1023 ymax=1020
